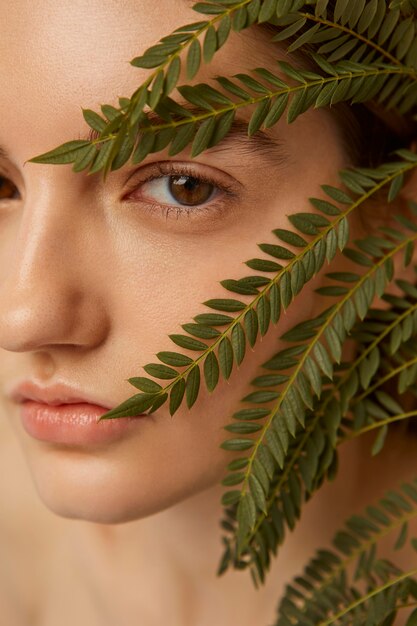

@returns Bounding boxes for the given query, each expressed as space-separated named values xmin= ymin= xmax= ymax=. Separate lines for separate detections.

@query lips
xmin=8 ymin=380 xmax=152 ymax=446
xmin=19 ymin=400 xmax=146 ymax=446
xmin=8 ymin=380 xmax=113 ymax=410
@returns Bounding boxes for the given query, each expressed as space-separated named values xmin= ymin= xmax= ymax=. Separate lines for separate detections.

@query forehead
xmin=0 ymin=0 xmax=282 ymax=165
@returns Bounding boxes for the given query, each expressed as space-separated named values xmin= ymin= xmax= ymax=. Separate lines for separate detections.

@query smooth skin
xmin=0 ymin=1 xmax=416 ymax=624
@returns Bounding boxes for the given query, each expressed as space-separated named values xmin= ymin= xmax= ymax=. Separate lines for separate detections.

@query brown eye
xmin=0 ymin=176 xmax=19 ymax=200
xmin=168 ymin=175 xmax=214 ymax=206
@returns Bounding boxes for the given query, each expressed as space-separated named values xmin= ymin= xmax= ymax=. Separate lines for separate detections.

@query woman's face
xmin=0 ymin=0 xmax=351 ymax=523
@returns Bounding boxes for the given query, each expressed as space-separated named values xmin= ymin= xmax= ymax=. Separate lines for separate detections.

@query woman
xmin=0 ymin=1 xmax=416 ymax=624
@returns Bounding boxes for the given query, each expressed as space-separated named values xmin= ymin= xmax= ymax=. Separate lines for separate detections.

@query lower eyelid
xmin=125 ymin=191 xmax=235 ymax=226
xmin=136 ymin=193 xmax=229 ymax=220
xmin=142 ymin=202 xmax=222 ymax=221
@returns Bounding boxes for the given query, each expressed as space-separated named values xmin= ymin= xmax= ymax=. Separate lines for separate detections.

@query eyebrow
xmin=0 ymin=104 xmax=289 ymax=167
xmin=83 ymin=103 xmax=289 ymax=164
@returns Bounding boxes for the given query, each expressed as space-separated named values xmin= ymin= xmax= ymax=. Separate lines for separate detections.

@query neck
xmin=67 ymin=433 xmax=415 ymax=626
xmin=73 ymin=481 xmax=286 ymax=626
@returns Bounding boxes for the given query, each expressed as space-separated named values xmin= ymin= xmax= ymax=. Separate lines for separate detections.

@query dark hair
xmin=329 ymin=101 xmax=417 ymax=167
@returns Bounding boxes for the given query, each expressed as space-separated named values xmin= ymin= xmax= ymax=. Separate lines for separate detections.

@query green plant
xmin=26 ymin=1 xmax=417 ymax=623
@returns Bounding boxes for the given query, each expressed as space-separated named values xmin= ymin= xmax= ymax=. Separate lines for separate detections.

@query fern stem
xmin=395 ymin=600 xmax=417 ymax=610
xmin=90 ymin=67 xmax=415 ymax=150
xmin=294 ymin=507 xmax=417 ymax=623
xmin=317 ymin=566 xmax=417 ymax=626
xmin=328 ymin=301 xmax=417 ymax=409
xmin=352 ymin=355 xmax=417 ymax=405
xmin=343 ymin=408 xmax=417 ymax=441
xmin=299 ymin=12 xmax=412 ymax=73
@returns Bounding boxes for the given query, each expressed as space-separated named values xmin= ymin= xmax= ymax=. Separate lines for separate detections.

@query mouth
xmin=7 ymin=381 xmax=149 ymax=447
xmin=19 ymin=400 xmax=149 ymax=447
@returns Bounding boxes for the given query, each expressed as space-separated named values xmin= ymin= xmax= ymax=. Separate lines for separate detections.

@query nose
xmin=0 ymin=172 xmax=109 ymax=352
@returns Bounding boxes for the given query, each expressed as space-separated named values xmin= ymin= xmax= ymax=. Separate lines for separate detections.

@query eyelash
xmin=124 ymin=162 xmax=237 ymax=221
xmin=0 ymin=163 xmax=238 ymax=222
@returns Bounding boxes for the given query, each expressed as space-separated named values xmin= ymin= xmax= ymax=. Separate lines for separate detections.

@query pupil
xmin=169 ymin=175 xmax=213 ymax=206
xmin=183 ymin=177 xmax=199 ymax=192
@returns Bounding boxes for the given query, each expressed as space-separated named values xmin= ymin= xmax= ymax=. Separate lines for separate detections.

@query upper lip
xmin=8 ymin=381 xmax=113 ymax=409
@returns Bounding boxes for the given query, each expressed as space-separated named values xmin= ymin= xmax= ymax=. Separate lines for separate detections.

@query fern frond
xmin=218 ymin=203 xmax=417 ymax=576
xmin=305 ymin=271 xmax=417 ymax=446
xmin=216 ymin=202 xmax=416 ymax=582
xmin=271 ymin=1 xmax=417 ymax=73
xmin=26 ymin=59 xmax=416 ymax=177
xmin=275 ymin=477 xmax=417 ymax=626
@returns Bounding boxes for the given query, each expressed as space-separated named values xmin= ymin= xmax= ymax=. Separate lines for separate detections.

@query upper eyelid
xmin=0 ymin=171 xmax=16 ymax=183
xmin=133 ymin=171 xmax=228 ymax=194
xmin=124 ymin=161 xmax=241 ymax=196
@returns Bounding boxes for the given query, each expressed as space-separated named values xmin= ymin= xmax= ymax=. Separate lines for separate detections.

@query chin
xmin=24 ymin=447 xmax=226 ymax=525
xmin=30 ymin=479 xmax=188 ymax=524
xmin=37 ymin=494 xmax=168 ymax=525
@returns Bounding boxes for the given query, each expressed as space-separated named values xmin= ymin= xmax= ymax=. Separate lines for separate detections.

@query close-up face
xmin=0 ymin=0 xmax=357 ymax=524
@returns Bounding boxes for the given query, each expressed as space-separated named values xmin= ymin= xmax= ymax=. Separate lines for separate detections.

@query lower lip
xmin=20 ymin=401 xmax=147 ymax=446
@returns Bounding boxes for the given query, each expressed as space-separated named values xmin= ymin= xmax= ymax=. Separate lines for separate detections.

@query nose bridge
xmin=0 ymin=168 xmax=108 ymax=351
xmin=10 ymin=168 xmax=80 ymax=285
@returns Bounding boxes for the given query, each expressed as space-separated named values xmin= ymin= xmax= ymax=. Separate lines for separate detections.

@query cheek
xmin=14 ymin=288 xmax=324 ymax=526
